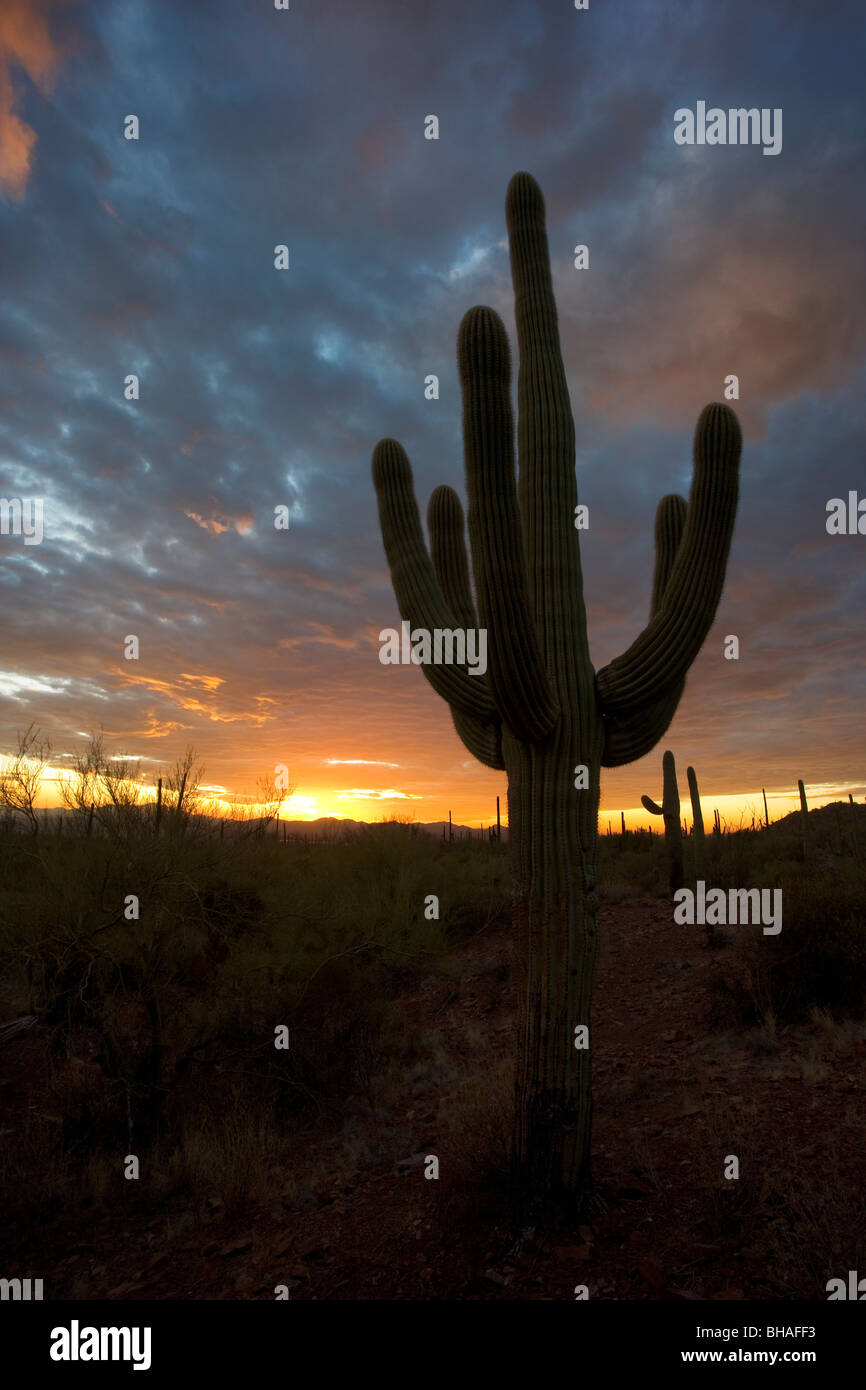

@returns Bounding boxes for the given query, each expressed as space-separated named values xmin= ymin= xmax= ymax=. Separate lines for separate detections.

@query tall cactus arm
xmin=447 ymin=707 xmax=505 ymax=771
xmin=428 ymin=485 xmax=478 ymax=629
xmin=506 ymin=174 xmax=593 ymax=686
xmin=602 ymin=695 xmax=679 ymax=768
xmin=601 ymin=494 xmax=687 ymax=767
xmin=448 ymin=707 xmax=505 ymax=770
xmin=642 ymin=795 xmax=663 ymax=816
xmin=428 ymin=485 xmax=505 ymax=769
xmin=372 ymin=439 xmax=498 ymax=724
xmin=596 ymin=403 xmax=740 ymax=719
xmin=458 ymin=304 xmax=559 ymax=742
xmin=651 ymin=494 xmax=688 ymax=612
xmin=508 ymin=179 xmax=594 ymax=689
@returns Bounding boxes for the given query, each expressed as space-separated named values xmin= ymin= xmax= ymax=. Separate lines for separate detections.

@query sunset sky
xmin=1 ymin=0 xmax=864 ymax=828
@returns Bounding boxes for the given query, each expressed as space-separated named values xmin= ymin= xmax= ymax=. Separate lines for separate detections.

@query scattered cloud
xmin=1 ymin=0 xmax=863 ymax=819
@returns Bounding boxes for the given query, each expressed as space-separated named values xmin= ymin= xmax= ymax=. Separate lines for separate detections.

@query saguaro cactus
xmin=798 ymin=778 xmax=809 ymax=862
xmin=641 ymin=750 xmax=685 ymax=895
xmin=687 ymin=764 xmax=706 ymax=878
xmin=371 ymin=172 xmax=741 ymax=1210
xmin=848 ymin=793 xmax=860 ymax=861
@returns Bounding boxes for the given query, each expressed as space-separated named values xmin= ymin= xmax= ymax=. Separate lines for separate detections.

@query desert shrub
xmin=723 ymin=863 xmax=866 ymax=1023
xmin=437 ymin=1059 xmax=513 ymax=1183
xmin=597 ymin=835 xmax=666 ymax=899
xmin=0 ymin=819 xmax=506 ymax=1225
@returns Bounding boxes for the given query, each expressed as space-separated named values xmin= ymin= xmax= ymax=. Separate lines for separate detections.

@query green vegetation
xmin=0 ymin=802 xmax=508 ymax=1228
xmin=2 ymin=789 xmax=863 ymax=1236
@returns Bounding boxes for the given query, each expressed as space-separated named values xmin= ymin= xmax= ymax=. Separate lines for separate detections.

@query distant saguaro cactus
xmin=798 ymin=778 xmax=809 ymax=862
xmin=848 ymin=793 xmax=860 ymax=861
xmin=687 ymin=764 xmax=705 ymax=879
xmin=372 ymin=172 xmax=741 ymax=1212
xmin=642 ymin=750 xmax=685 ymax=895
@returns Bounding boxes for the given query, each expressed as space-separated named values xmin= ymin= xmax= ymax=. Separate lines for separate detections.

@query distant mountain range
xmin=16 ymin=801 xmax=866 ymax=843
xmin=14 ymin=808 xmax=506 ymax=841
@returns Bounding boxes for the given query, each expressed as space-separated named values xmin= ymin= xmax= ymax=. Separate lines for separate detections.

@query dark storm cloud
xmin=1 ymin=0 xmax=864 ymax=816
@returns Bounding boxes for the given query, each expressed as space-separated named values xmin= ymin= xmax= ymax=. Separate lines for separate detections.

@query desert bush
xmin=597 ymin=836 xmax=666 ymax=899
xmin=715 ymin=862 xmax=866 ymax=1023
xmin=0 ymin=819 xmax=505 ymax=1225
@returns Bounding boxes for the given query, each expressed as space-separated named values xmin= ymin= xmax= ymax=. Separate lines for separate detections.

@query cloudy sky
xmin=1 ymin=0 xmax=864 ymax=826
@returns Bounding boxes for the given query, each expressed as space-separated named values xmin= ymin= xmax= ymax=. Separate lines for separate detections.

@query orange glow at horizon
xmin=12 ymin=763 xmax=864 ymax=830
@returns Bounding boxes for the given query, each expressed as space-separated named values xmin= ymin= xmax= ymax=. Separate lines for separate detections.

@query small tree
xmin=59 ymin=733 xmax=146 ymax=844
xmin=163 ymin=747 xmax=206 ymax=839
xmin=0 ymin=724 xmax=51 ymax=835
xmin=217 ymin=768 xmax=292 ymax=840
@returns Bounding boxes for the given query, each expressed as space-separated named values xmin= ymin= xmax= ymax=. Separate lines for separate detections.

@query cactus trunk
xmin=508 ymin=721 xmax=602 ymax=1200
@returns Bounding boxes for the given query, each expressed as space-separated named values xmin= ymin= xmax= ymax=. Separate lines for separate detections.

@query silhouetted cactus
xmin=799 ymin=778 xmax=809 ymax=862
xmin=372 ymin=172 xmax=741 ymax=1210
xmin=642 ymin=750 xmax=685 ymax=894
xmin=687 ymin=764 xmax=705 ymax=879
xmin=848 ymin=793 xmax=860 ymax=861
